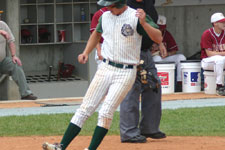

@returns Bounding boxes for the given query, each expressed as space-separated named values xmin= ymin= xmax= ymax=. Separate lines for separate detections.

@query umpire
xmin=120 ymin=0 xmax=166 ymax=143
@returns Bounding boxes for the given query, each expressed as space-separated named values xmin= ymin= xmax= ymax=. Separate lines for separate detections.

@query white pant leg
xmin=152 ymin=55 xmax=163 ymax=62
xmin=71 ymin=64 xmax=112 ymax=128
xmin=202 ymin=55 xmax=225 ymax=85
xmin=97 ymin=66 xmax=136 ymax=129
xmin=71 ymin=63 xmax=136 ymax=129
xmin=162 ymin=54 xmax=186 ymax=81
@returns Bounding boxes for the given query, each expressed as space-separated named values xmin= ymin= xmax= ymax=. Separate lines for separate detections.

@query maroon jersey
xmin=90 ymin=7 xmax=108 ymax=43
xmin=201 ymin=27 xmax=225 ymax=59
xmin=162 ymin=30 xmax=178 ymax=52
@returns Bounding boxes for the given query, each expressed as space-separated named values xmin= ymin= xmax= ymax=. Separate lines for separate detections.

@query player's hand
xmin=0 ymin=30 xmax=10 ymax=40
xmin=12 ymin=56 xmax=22 ymax=66
xmin=78 ymin=53 xmax=88 ymax=64
xmin=159 ymin=43 xmax=167 ymax=58
xmin=97 ymin=50 xmax=103 ymax=60
xmin=136 ymin=9 xmax=146 ymax=25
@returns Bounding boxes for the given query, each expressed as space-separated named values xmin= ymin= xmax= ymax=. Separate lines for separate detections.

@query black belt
xmin=103 ymin=59 xmax=134 ymax=69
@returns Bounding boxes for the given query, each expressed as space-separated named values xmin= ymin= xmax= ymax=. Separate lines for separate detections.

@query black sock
xmin=217 ymin=84 xmax=223 ymax=89
xmin=88 ymin=126 xmax=108 ymax=150
xmin=60 ymin=123 xmax=81 ymax=150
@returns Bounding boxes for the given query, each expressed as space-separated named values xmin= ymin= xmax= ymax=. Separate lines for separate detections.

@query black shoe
xmin=216 ymin=86 xmax=225 ymax=96
xmin=21 ymin=94 xmax=37 ymax=100
xmin=142 ymin=131 xmax=166 ymax=139
xmin=122 ymin=135 xmax=147 ymax=143
xmin=175 ymin=82 xmax=182 ymax=92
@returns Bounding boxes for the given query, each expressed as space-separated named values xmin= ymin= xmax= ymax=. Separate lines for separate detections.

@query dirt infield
xmin=0 ymin=136 xmax=225 ymax=150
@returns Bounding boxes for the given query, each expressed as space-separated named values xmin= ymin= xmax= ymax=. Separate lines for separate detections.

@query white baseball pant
xmin=201 ymin=55 xmax=225 ymax=85
xmin=71 ymin=63 xmax=136 ymax=129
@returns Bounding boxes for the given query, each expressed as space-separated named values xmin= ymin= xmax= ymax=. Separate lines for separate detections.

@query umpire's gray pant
xmin=120 ymin=51 xmax=162 ymax=141
xmin=0 ymin=57 xmax=32 ymax=97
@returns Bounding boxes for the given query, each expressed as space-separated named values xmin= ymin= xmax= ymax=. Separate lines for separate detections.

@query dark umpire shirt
xmin=127 ymin=0 xmax=158 ymax=51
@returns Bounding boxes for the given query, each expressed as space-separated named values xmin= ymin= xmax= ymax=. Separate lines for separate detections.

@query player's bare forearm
xmin=142 ymin=23 xmax=162 ymax=44
xmin=9 ymin=42 xmax=16 ymax=57
xmin=83 ymin=30 xmax=101 ymax=55
xmin=136 ymin=9 xmax=162 ymax=44
xmin=78 ymin=30 xmax=101 ymax=64
xmin=159 ymin=43 xmax=167 ymax=58
xmin=206 ymin=49 xmax=225 ymax=56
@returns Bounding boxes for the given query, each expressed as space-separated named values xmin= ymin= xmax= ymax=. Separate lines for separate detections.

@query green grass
xmin=161 ymin=106 xmax=225 ymax=136
xmin=0 ymin=106 xmax=225 ymax=137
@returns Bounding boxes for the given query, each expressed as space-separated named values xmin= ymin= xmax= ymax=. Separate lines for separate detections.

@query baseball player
xmin=201 ymin=12 xmax=225 ymax=96
xmin=90 ymin=7 xmax=108 ymax=65
xmin=151 ymin=15 xmax=186 ymax=89
xmin=42 ymin=0 xmax=162 ymax=150
xmin=120 ymin=0 xmax=166 ymax=143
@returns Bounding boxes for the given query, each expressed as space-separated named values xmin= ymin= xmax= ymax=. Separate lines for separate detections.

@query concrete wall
xmin=0 ymin=0 xmax=6 ymax=21
xmin=6 ymin=0 xmax=20 ymax=56
xmin=156 ymin=4 xmax=225 ymax=58
xmin=20 ymin=45 xmax=64 ymax=74
xmin=63 ymin=43 xmax=89 ymax=80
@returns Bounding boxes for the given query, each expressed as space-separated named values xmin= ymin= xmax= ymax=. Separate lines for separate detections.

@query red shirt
xmin=90 ymin=7 xmax=108 ymax=43
xmin=200 ymin=27 xmax=225 ymax=59
xmin=162 ymin=30 xmax=178 ymax=52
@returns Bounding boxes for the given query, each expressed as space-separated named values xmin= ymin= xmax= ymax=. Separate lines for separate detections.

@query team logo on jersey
xmin=121 ymin=24 xmax=134 ymax=37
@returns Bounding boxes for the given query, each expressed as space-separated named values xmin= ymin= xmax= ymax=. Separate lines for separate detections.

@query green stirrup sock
xmin=60 ymin=123 xmax=81 ymax=150
xmin=88 ymin=126 xmax=108 ymax=150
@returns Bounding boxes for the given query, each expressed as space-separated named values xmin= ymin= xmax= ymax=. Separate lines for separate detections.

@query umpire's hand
xmin=78 ymin=53 xmax=88 ymax=64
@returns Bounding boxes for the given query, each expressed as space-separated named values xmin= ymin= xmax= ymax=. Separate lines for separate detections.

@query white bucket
xmin=203 ymin=70 xmax=225 ymax=94
xmin=155 ymin=62 xmax=175 ymax=94
xmin=203 ymin=70 xmax=216 ymax=94
xmin=181 ymin=60 xmax=201 ymax=93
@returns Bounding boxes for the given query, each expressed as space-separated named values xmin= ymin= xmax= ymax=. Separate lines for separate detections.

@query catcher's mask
xmin=97 ymin=0 xmax=126 ymax=8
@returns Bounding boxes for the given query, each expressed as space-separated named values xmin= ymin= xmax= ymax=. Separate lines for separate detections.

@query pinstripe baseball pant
xmin=71 ymin=62 xmax=137 ymax=129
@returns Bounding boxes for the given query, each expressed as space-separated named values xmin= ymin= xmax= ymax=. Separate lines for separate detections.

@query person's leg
xmin=201 ymin=56 xmax=225 ymax=85
xmin=160 ymin=54 xmax=186 ymax=81
xmin=88 ymin=126 xmax=108 ymax=150
xmin=60 ymin=123 xmax=82 ymax=150
xmin=201 ymin=56 xmax=225 ymax=95
xmin=139 ymin=51 xmax=165 ymax=139
xmin=43 ymin=64 xmax=111 ymax=150
xmin=173 ymin=54 xmax=186 ymax=82
xmin=214 ymin=56 xmax=225 ymax=85
xmin=119 ymin=76 xmax=142 ymax=142
xmin=152 ymin=55 xmax=163 ymax=62
xmin=0 ymin=57 xmax=32 ymax=97
xmin=88 ymin=66 xmax=136 ymax=150
xmin=140 ymin=86 xmax=165 ymax=138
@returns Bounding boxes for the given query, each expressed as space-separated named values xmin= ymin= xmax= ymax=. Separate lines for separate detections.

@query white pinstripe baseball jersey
xmin=100 ymin=7 xmax=142 ymax=65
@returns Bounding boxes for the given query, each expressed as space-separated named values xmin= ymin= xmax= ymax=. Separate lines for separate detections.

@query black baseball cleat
xmin=21 ymin=94 xmax=37 ymax=100
xmin=216 ymin=86 xmax=225 ymax=96
xmin=142 ymin=131 xmax=166 ymax=139
xmin=121 ymin=135 xmax=147 ymax=143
